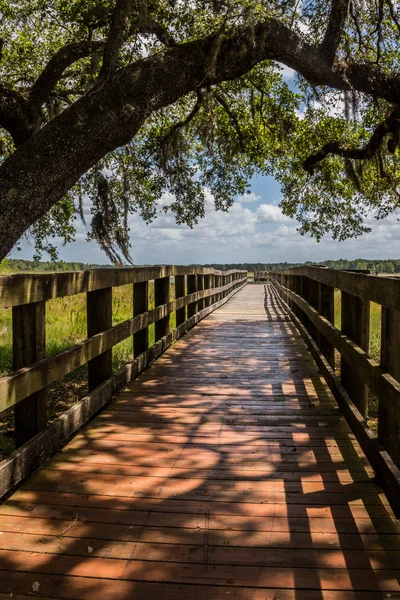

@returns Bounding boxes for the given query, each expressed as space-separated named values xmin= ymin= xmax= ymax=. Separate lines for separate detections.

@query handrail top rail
xmin=269 ymin=265 xmax=400 ymax=312
xmin=0 ymin=265 xmax=247 ymax=308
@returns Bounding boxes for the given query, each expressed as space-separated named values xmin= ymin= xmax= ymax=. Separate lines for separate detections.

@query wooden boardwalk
xmin=0 ymin=284 xmax=399 ymax=599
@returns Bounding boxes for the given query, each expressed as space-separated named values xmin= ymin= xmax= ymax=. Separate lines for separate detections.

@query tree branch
xmin=213 ymin=90 xmax=245 ymax=152
xmin=0 ymin=84 xmax=33 ymax=145
xmin=303 ymin=106 xmax=400 ymax=173
xmin=99 ymin=0 xmax=136 ymax=77
xmin=320 ymin=0 xmax=350 ymax=64
xmin=30 ymin=40 xmax=105 ymax=107
xmin=386 ymin=0 xmax=400 ymax=36
xmin=138 ymin=19 xmax=177 ymax=47
xmin=160 ymin=90 xmax=204 ymax=148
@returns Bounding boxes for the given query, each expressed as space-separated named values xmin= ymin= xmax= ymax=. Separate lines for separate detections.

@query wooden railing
xmin=269 ymin=266 xmax=400 ymax=512
xmin=0 ymin=266 xmax=246 ymax=496
xmin=253 ymin=271 xmax=269 ymax=283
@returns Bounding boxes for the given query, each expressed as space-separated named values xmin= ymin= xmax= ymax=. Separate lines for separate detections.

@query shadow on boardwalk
xmin=0 ymin=285 xmax=399 ymax=599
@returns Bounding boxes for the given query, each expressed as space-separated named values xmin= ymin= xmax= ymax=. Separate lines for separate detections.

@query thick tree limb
xmin=303 ymin=107 xmax=400 ymax=173
xmin=100 ymin=0 xmax=136 ymax=77
xmin=320 ymin=0 xmax=350 ymax=64
xmin=0 ymin=85 xmax=34 ymax=145
xmin=30 ymin=40 xmax=105 ymax=108
xmin=2 ymin=17 xmax=400 ymax=259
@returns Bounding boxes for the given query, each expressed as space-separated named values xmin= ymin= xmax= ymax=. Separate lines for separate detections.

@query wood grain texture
xmin=0 ymin=284 xmax=399 ymax=598
xmin=12 ymin=300 xmax=47 ymax=447
xmin=0 ymin=267 xmax=247 ymax=309
xmin=269 ymin=266 xmax=400 ymax=312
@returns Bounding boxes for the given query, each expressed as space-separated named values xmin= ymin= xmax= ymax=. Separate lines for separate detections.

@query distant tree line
xmin=1 ymin=258 xmax=400 ymax=275
xmin=198 ymin=260 xmax=400 ymax=274
xmin=0 ymin=258 xmax=114 ymax=273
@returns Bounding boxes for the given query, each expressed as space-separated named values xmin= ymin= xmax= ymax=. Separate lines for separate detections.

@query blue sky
xmin=11 ymin=67 xmax=400 ymax=266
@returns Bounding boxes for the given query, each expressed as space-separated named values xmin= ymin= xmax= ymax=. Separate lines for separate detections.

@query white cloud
xmin=279 ymin=64 xmax=296 ymax=81
xmin=237 ymin=192 xmax=261 ymax=204
xmin=129 ymin=194 xmax=257 ymax=245
xmin=255 ymin=204 xmax=291 ymax=223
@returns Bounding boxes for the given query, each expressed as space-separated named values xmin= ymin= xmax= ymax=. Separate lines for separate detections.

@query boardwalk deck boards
xmin=0 ymin=284 xmax=399 ymax=599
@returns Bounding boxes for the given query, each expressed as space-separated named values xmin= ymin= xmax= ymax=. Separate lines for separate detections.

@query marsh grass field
xmin=0 ymin=277 xmax=385 ymax=458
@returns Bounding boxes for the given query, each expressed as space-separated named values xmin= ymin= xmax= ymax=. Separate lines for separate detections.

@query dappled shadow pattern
xmin=0 ymin=286 xmax=399 ymax=599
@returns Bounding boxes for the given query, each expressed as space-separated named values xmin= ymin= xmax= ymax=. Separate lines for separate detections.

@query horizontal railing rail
xmin=269 ymin=267 xmax=400 ymax=514
xmin=0 ymin=266 xmax=246 ymax=495
xmin=0 ymin=265 xmax=243 ymax=308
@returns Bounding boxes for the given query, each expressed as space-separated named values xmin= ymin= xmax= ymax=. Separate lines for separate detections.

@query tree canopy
xmin=0 ymin=0 xmax=399 ymax=263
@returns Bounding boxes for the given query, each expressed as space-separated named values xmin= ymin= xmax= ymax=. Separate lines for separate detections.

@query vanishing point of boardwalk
xmin=0 ymin=285 xmax=399 ymax=599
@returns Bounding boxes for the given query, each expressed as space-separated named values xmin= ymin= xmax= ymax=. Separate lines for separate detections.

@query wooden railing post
xmin=134 ymin=280 xmax=148 ymax=357
xmin=341 ymin=291 xmax=370 ymax=418
xmin=307 ymin=277 xmax=321 ymax=347
xmin=291 ymin=275 xmax=302 ymax=319
xmin=87 ymin=287 xmax=113 ymax=392
xmin=300 ymin=275 xmax=310 ymax=329
xmin=13 ymin=301 xmax=47 ymax=447
xmin=175 ymin=275 xmax=186 ymax=327
xmin=204 ymin=275 xmax=212 ymax=308
xmin=198 ymin=274 xmax=205 ymax=311
xmin=187 ymin=274 xmax=198 ymax=317
xmin=379 ymin=306 xmax=400 ymax=465
xmin=288 ymin=274 xmax=295 ymax=311
xmin=155 ymin=276 xmax=170 ymax=341
xmin=320 ymin=282 xmax=335 ymax=369
xmin=217 ymin=274 xmax=222 ymax=301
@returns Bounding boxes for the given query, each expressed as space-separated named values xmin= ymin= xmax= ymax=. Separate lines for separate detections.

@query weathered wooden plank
xmin=320 ymin=281 xmax=335 ymax=368
xmin=272 ymin=265 xmax=400 ymax=312
xmin=306 ymin=276 xmax=322 ymax=347
xmin=379 ymin=306 xmax=400 ymax=466
xmin=87 ymin=287 xmax=113 ymax=392
xmin=0 ymin=266 xmax=246 ymax=308
xmin=133 ymin=280 xmax=148 ymax=357
xmin=341 ymin=291 xmax=370 ymax=417
xmin=187 ymin=274 xmax=198 ymax=318
xmin=154 ymin=276 xmax=170 ymax=342
xmin=12 ymin=301 xmax=47 ymax=447
xmin=175 ymin=274 xmax=186 ymax=326
xmin=197 ymin=274 xmax=205 ymax=311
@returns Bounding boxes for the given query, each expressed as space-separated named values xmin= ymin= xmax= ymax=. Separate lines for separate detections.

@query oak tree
xmin=0 ymin=0 xmax=399 ymax=262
